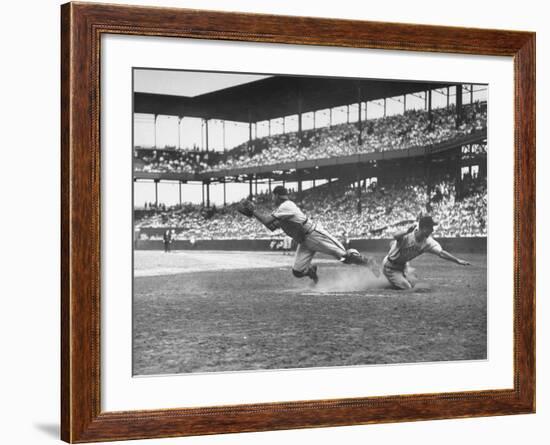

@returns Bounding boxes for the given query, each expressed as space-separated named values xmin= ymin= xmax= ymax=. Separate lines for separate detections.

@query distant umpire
xmin=163 ymin=229 xmax=172 ymax=253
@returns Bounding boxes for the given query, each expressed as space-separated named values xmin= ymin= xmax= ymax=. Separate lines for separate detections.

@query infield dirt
xmin=133 ymin=250 xmax=487 ymax=375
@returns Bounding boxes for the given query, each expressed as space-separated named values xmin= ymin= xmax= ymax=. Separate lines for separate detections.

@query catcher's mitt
xmin=236 ymin=200 xmax=255 ymax=218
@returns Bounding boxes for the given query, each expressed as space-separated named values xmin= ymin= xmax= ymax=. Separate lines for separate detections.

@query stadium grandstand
xmin=133 ymin=73 xmax=487 ymax=248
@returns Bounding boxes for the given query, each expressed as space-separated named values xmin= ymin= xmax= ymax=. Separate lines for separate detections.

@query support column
xmin=268 ymin=177 xmax=272 ymax=193
xmin=298 ymin=93 xmax=303 ymax=147
xmin=201 ymin=182 xmax=205 ymax=207
xmin=456 ymin=84 xmax=463 ymax=128
xmin=223 ymin=179 xmax=227 ymax=207
xmin=424 ymin=92 xmax=428 ymax=110
xmin=254 ymin=177 xmax=258 ymax=196
xmin=249 ymin=175 xmax=253 ymax=198
xmin=178 ymin=180 xmax=182 ymax=206
xmin=470 ymin=83 xmax=474 ymax=104
xmin=222 ymin=121 xmax=226 ymax=151
xmin=403 ymin=95 xmax=407 ymax=113
xmin=206 ymin=181 xmax=210 ymax=208
xmin=177 ymin=117 xmax=182 ymax=149
xmin=455 ymin=146 xmax=462 ymax=199
xmin=200 ymin=120 xmax=204 ymax=151
xmin=425 ymin=154 xmax=433 ymax=209
xmin=447 ymin=86 xmax=450 ymax=108
xmin=268 ymin=120 xmax=271 ymax=136
xmin=357 ymin=83 xmax=362 ymax=147
xmin=428 ymin=89 xmax=433 ymax=129
xmin=153 ymin=114 xmax=158 ymax=148
xmin=205 ymin=119 xmax=209 ymax=152
xmin=154 ymin=179 xmax=159 ymax=207
xmin=248 ymin=118 xmax=253 ymax=152
xmin=347 ymin=104 xmax=350 ymax=123
xmin=383 ymin=98 xmax=387 ymax=117
xmin=356 ymin=175 xmax=362 ymax=214
xmin=329 ymin=108 xmax=332 ymax=127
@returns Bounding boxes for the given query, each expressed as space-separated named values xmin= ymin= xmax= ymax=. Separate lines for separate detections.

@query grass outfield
xmin=133 ymin=251 xmax=487 ymax=375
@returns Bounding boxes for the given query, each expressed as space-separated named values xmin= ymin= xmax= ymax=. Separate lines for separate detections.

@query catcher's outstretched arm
xmin=236 ymin=200 xmax=279 ymax=231
xmin=252 ymin=210 xmax=279 ymax=231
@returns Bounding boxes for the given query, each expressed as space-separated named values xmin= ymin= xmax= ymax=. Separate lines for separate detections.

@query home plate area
xmin=133 ymin=250 xmax=486 ymax=375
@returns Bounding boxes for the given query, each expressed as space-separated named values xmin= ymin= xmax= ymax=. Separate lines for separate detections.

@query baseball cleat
xmin=307 ymin=265 xmax=319 ymax=284
xmin=341 ymin=250 xmax=381 ymax=276
xmin=341 ymin=249 xmax=362 ymax=264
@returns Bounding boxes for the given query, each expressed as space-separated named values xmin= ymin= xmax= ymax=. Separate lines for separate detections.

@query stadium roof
xmin=134 ymin=75 xmax=458 ymax=123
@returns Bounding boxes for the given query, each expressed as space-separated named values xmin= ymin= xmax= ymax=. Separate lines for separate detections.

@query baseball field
xmin=133 ymin=250 xmax=487 ymax=376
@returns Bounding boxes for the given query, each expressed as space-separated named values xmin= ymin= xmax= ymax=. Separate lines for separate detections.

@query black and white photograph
xmin=132 ymin=69 xmax=488 ymax=376
xmin=3 ymin=0 xmax=545 ymax=443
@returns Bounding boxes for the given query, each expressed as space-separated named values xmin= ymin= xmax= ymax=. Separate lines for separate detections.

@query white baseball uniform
xmin=382 ymin=228 xmax=442 ymax=289
xmin=271 ymin=200 xmax=346 ymax=273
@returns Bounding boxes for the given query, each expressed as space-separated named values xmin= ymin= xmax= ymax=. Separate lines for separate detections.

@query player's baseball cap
xmin=272 ymin=186 xmax=288 ymax=196
xmin=418 ymin=215 xmax=438 ymax=228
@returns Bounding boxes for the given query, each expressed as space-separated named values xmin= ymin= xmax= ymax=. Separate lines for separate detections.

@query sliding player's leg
xmin=382 ymin=261 xmax=413 ymax=290
xmin=305 ymin=227 xmax=379 ymax=275
xmin=292 ymin=243 xmax=318 ymax=283
xmin=303 ymin=227 xmax=346 ymax=259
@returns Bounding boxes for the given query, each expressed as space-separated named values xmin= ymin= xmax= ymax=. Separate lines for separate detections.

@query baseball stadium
xmin=132 ymin=71 xmax=487 ymax=375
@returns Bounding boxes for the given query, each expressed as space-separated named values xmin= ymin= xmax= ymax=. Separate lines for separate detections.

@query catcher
xmin=237 ymin=186 xmax=378 ymax=283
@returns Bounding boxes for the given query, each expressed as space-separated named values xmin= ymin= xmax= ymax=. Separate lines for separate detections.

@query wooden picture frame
xmin=61 ymin=2 xmax=535 ymax=442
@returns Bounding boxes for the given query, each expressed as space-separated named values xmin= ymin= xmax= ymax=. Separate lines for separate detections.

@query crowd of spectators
xmin=204 ymin=101 xmax=486 ymax=172
xmin=135 ymin=175 xmax=487 ymax=240
xmin=133 ymin=148 xmax=210 ymax=174
xmin=133 ymin=102 xmax=486 ymax=174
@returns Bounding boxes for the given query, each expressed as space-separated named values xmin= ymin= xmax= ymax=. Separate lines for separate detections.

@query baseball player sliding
xmin=383 ymin=215 xmax=470 ymax=290
xmin=237 ymin=186 xmax=378 ymax=283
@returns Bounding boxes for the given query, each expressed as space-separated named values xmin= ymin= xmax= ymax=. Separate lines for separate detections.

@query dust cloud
xmin=314 ymin=266 xmax=389 ymax=292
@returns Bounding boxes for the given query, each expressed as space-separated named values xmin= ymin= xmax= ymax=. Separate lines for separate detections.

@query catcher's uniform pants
xmin=293 ymin=227 xmax=346 ymax=273
xmin=382 ymin=257 xmax=413 ymax=290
